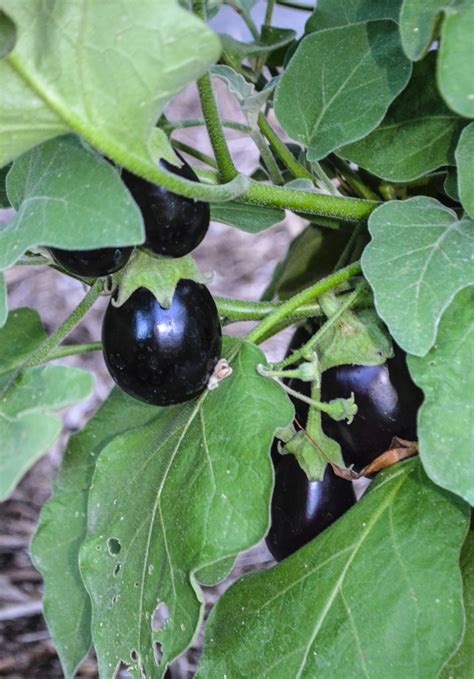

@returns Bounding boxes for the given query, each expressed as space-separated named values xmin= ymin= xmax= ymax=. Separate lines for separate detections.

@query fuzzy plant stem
xmin=247 ymin=261 xmax=361 ymax=344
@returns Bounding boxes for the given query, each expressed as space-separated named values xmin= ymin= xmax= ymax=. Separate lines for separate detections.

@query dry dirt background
xmin=0 ymin=4 xmax=313 ymax=677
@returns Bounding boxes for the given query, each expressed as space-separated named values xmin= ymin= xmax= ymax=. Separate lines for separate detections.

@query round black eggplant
xmin=266 ymin=455 xmax=356 ymax=561
xmin=102 ymin=280 xmax=222 ymax=406
xmin=320 ymin=346 xmax=423 ymax=469
xmin=121 ymin=155 xmax=210 ymax=258
xmin=49 ymin=246 xmax=132 ymax=278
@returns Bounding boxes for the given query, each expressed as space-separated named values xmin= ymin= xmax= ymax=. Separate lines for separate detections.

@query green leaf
xmin=30 ymin=389 xmax=158 ymax=679
xmin=438 ymin=1 xmax=474 ymax=118
xmin=114 ymin=249 xmax=207 ymax=309
xmin=0 ymin=365 xmax=94 ymax=500
xmin=0 ymin=8 xmax=16 ymax=58
xmin=318 ymin=306 xmax=393 ymax=371
xmin=0 ymin=273 xmax=6 ymax=327
xmin=362 ymin=197 xmax=474 ymax=356
xmin=306 ymin=0 xmax=402 ymax=33
xmin=408 ymin=287 xmax=474 ymax=505
xmin=456 ymin=122 xmax=474 ymax=218
xmin=399 ymin=0 xmax=446 ymax=60
xmin=1 ymin=136 xmax=143 ymax=271
xmin=210 ymin=201 xmax=284 ymax=233
xmin=274 ymin=21 xmax=411 ymax=161
xmin=0 ymin=0 xmax=220 ymax=167
xmin=444 ymin=167 xmax=460 ymax=203
xmin=199 ymin=460 xmax=469 ymax=678
xmin=79 ymin=339 xmax=293 ymax=678
xmin=264 ymin=226 xmax=352 ymax=300
xmin=441 ymin=530 xmax=474 ymax=678
xmin=0 ymin=307 xmax=46 ymax=373
xmin=211 ymin=65 xmax=279 ymax=127
xmin=285 ymin=419 xmax=343 ymax=480
xmin=220 ymin=27 xmax=295 ymax=71
xmin=339 ymin=53 xmax=466 ymax=182
xmin=0 ymin=163 xmax=11 ymax=208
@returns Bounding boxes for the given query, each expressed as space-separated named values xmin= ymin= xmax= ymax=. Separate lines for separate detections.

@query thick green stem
xmin=193 ymin=0 xmax=238 ymax=181
xmin=196 ymin=72 xmax=239 ymax=181
xmin=257 ymin=114 xmax=314 ymax=182
xmin=272 ymin=283 xmax=364 ymax=369
xmin=244 ymin=181 xmax=378 ymax=220
xmin=193 ymin=167 xmax=377 ymax=224
xmin=247 ymin=261 xmax=361 ymax=344
xmin=29 ymin=341 xmax=103 ymax=366
xmin=215 ymin=296 xmax=322 ymax=321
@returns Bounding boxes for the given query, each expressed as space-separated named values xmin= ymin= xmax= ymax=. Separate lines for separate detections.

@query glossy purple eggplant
xmin=102 ymin=280 xmax=222 ymax=406
xmin=49 ymin=246 xmax=132 ymax=278
xmin=121 ymin=154 xmax=210 ymax=258
xmin=266 ymin=454 xmax=356 ymax=561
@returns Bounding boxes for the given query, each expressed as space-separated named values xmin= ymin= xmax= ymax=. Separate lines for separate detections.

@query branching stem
xmin=247 ymin=261 xmax=361 ymax=344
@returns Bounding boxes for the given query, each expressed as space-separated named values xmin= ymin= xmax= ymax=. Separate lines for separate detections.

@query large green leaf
xmin=456 ymin=122 xmax=474 ymax=218
xmin=0 ymin=307 xmax=94 ymax=499
xmin=0 ymin=307 xmax=45 ymax=372
xmin=399 ymin=0 xmax=446 ymax=60
xmin=339 ymin=53 xmax=465 ymax=182
xmin=198 ymin=460 xmax=469 ymax=678
xmin=362 ymin=197 xmax=474 ymax=356
xmin=441 ymin=530 xmax=474 ymax=678
xmin=0 ymin=0 xmax=220 ymax=167
xmin=400 ymin=1 xmax=474 ymax=116
xmin=0 ymin=136 xmax=143 ymax=270
xmin=210 ymin=202 xmax=284 ymax=233
xmin=274 ymin=21 xmax=411 ymax=161
xmin=31 ymin=389 xmax=158 ymax=679
xmin=438 ymin=1 xmax=474 ymax=118
xmin=408 ymin=287 xmax=474 ymax=505
xmin=264 ymin=225 xmax=351 ymax=300
xmin=79 ymin=340 xmax=293 ymax=678
xmin=306 ymin=0 xmax=402 ymax=32
xmin=0 ymin=365 xmax=94 ymax=500
xmin=0 ymin=273 xmax=6 ymax=327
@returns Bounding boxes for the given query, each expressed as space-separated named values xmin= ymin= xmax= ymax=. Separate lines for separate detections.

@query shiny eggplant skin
xmin=320 ymin=345 xmax=423 ymax=468
xmin=102 ymin=280 xmax=222 ymax=406
xmin=274 ymin=325 xmax=422 ymax=470
xmin=266 ymin=455 xmax=356 ymax=561
xmin=121 ymin=155 xmax=210 ymax=258
xmin=49 ymin=246 xmax=132 ymax=278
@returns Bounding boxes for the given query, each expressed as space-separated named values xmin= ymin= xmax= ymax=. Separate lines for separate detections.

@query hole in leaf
xmin=152 ymin=602 xmax=170 ymax=631
xmin=113 ymin=563 xmax=121 ymax=576
xmin=153 ymin=641 xmax=163 ymax=666
xmin=107 ymin=537 xmax=121 ymax=555
xmin=130 ymin=650 xmax=138 ymax=662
